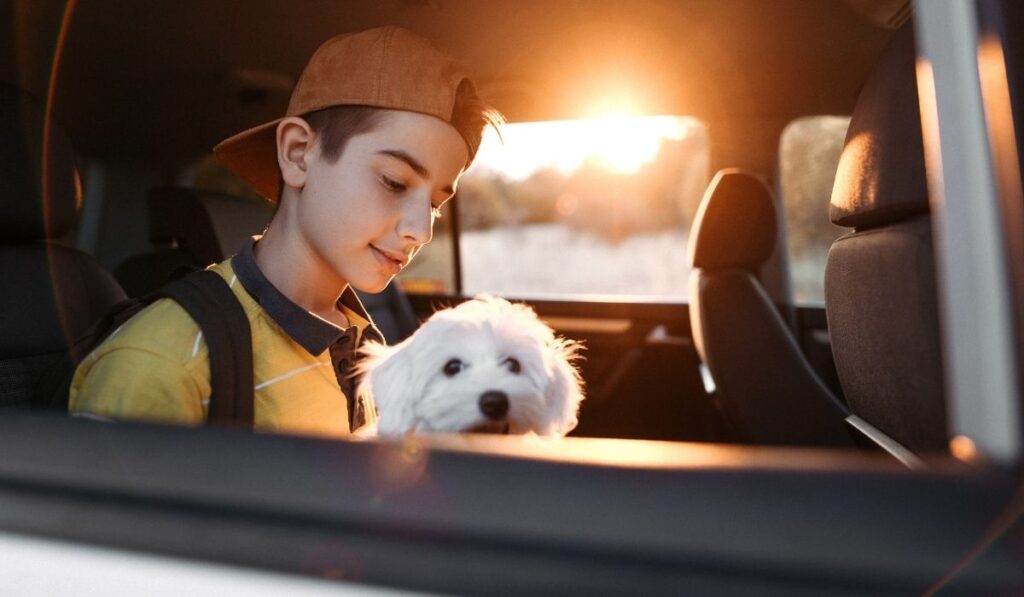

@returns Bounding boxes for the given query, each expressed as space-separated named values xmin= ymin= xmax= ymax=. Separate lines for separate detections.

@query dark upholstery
xmin=114 ymin=187 xmax=274 ymax=296
xmin=112 ymin=247 xmax=199 ymax=299
xmin=0 ymin=82 xmax=126 ymax=409
xmin=829 ymin=26 xmax=929 ymax=230
xmin=149 ymin=187 xmax=274 ymax=265
xmin=0 ymin=85 xmax=78 ymax=241
xmin=688 ymin=170 xmax=853 ymax=446
xmin=688 ymin=169 xmax=777 ymax=270
xmin=356 ymin=284 xmax=419 ymax=344
xmin=825 ymin=23 xmax=948 ymax=452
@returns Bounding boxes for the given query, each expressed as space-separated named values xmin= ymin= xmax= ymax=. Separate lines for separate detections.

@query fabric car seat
xmin=688 ymin=169 xmax=854 ymax=446
xmin=113 ymin=187 xmax=275 ymax=297
xmin=114 ymin=186 xmax=418 ymax=344
xmin=356 ymin=284 xmax=419 ymax=344
xmin=0 ymin=82 xmax=126 ymax=409
xmin=825 ymin=24 xmax=948 ymax=453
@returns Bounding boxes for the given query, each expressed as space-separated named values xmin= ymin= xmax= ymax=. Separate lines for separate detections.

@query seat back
xmin=825 ymin=24 xmax=947 ymax=452
xmin=356 ymin=284 xmax=419 ymax=344
xmin=148 ymin=186 xmax=275 ymax=264
xmin=114 ymin=187 xmax=274 ymax=297
xmin=688 ymin=169 xmax=852 ymax=446
xmin=0 ymin=82 xmax=125 ymax=410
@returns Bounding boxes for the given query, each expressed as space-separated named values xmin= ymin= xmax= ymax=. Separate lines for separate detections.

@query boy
xmin=69 ymin=26 xmax=501 ymax=437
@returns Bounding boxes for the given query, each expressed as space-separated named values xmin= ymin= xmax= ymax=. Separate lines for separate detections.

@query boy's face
xmin=297 ymin=110 xmax=469 ymax=293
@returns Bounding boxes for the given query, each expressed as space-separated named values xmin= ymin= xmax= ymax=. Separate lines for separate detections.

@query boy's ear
xmin=276 ymin=116 xmax=314 ymax=191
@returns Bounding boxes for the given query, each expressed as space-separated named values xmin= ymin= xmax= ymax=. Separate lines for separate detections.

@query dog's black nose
xmin=479 ymin=391 xmax=509 ymax=421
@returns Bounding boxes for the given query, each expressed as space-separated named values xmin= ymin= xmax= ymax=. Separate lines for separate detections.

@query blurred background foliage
xmin=779 ymin=115 xmax=851 ymax=303
xmin=457 ymin=128 xmax=710 ymax=243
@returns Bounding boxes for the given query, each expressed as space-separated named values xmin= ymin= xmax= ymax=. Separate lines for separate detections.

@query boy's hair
xmin=306 ymin=80 xmax=504 ymax=164
xmin=305 ymin=106 xmax=386 ymax=163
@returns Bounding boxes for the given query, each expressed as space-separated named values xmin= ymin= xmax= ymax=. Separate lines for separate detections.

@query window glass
xmin=454 ymin=115 xmax=709 ymax=301
xmin=779 ymin=116 xmax=851 ymax=304
xmin=395 ymin=211 xmax=455 ymax=294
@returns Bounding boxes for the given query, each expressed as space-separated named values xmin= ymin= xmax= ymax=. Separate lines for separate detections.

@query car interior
xmin=1 ymin=0 xmax=1022 ymax=594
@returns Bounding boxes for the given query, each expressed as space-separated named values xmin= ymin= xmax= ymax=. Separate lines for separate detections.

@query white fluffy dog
xmin=356 ymin=295 xmax=584 ymax=437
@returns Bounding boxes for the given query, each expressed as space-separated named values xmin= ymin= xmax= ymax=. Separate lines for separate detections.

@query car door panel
xmin=0 ymin=415 xmax=1018 ymax=596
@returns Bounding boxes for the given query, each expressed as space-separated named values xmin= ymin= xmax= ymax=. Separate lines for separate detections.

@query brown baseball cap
xmin=214 ymin=26 xmax=484 ymax=202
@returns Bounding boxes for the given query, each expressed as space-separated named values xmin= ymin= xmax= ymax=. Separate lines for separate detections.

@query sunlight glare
xmin=590 ymin=111 xmax=661 ymax=173
xmin=469 ymin=112 xmax=696 ymax=180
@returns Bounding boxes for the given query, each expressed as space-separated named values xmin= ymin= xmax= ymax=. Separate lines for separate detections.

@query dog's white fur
xmin=356 ymin=295 xmax=583 ymax=437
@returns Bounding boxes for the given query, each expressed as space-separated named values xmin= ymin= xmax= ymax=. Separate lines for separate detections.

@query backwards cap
xmin=214 ymin=26 xmax=484 ymax=202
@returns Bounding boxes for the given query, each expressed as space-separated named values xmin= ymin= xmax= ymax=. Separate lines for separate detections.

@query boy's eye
xmin=380 ymin=175 xmax=406 ymax=193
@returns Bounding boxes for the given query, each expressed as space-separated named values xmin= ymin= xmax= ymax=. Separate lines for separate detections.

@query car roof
xmin=5 ymin=0 xmax=898 ymax=163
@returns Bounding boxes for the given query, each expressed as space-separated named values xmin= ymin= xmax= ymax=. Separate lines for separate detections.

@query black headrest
xmin=0 ymin=82 xmax=79 ymax=242
xmin=148 ymin=187 xmax=273 ymax=263
xmin=688 ymin=169 xmax=777 ymax=270
xmin=830 ymin=24 xmax=929 ymax=229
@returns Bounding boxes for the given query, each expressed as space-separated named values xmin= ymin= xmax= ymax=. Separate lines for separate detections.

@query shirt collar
xmin=231 ymin=237 xmax=377 ymax=356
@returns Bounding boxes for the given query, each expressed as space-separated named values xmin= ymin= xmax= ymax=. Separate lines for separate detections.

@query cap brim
xmin=213 ymin=118 xmax=283 ymax=202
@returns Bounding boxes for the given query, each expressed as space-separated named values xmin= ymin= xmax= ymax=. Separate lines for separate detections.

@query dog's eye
xmin=503 ymin=357 xmax=522 ymax=374
xmin=443 ymin=358 xmax=463 ymax=377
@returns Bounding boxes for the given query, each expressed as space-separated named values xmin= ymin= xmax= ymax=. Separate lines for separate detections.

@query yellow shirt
xmin=69 ymin=246 xmax=381 ymax=438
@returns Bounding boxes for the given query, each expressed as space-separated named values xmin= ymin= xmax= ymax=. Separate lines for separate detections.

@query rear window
xmin=401 ymin=114 xmax=709 ymax=300
xmin=778 ymin=116 xmax=851 ymax=304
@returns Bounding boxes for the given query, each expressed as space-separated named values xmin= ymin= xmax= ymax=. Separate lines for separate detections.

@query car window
xmin=778 ymin=116 xmax=851 ymax=305
xmin=401 ymin=114 xmax=709 ymax=300
xmin=394 ymin=205 xmax=456 ymax=294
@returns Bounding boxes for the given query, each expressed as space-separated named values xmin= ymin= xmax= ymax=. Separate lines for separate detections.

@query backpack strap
xmin=159 ymin=270 xmax=254 ymax=427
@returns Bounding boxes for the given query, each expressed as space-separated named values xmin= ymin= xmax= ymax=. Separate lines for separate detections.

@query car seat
xmin=825 ymin=23 xmax=948 ymax=453
xmin=113 ymin=186 xmax=274 ymax=297
xmin=688 ymin=169 xmax=854 ymax=446
xmin=0 ymin=82 xmax=126 ymax=409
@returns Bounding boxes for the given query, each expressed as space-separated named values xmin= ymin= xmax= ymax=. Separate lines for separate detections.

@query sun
xmin=588 ymin=111 xmax=664 ymax=173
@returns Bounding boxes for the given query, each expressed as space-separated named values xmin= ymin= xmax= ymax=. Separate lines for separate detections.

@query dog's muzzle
xmin=467 ymin=391 xmax=510 ymax=434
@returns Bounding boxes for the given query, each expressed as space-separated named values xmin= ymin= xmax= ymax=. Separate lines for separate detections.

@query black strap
xmin=159 ymin=271 xmax=254 ymax=427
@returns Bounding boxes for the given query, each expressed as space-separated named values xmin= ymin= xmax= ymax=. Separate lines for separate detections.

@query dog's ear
xmin=356 ymin=340 xmax=419 ymax=436
xmin=543 ymin=337 xmax=585 ymax=436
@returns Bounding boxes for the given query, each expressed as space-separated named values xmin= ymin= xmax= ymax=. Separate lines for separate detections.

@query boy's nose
xmin=398 ymin=197 xmax=433 ymax=245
